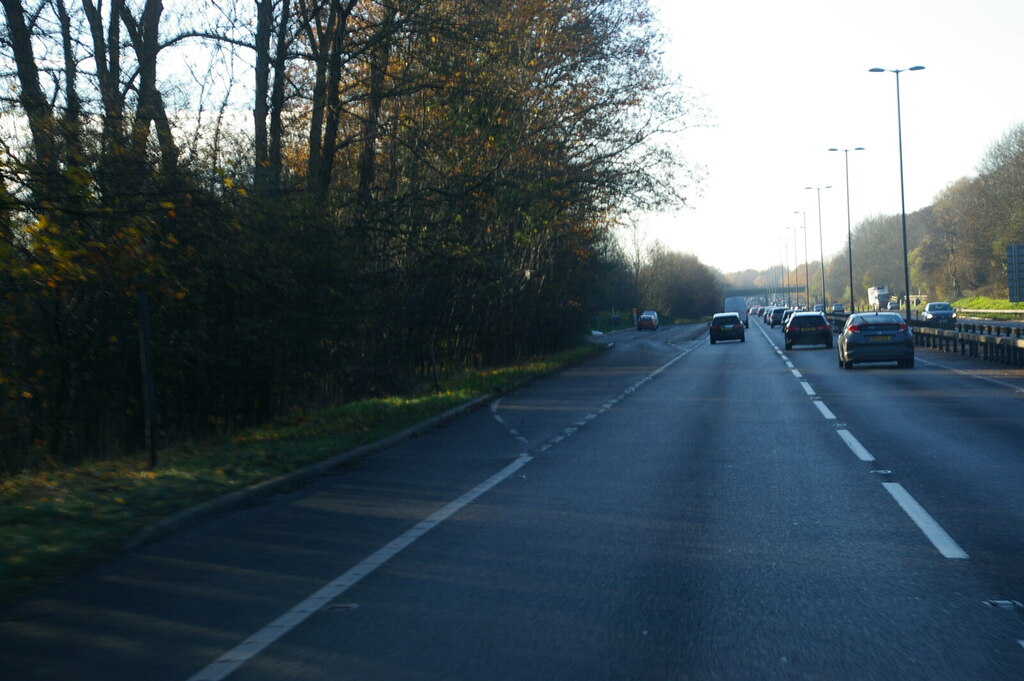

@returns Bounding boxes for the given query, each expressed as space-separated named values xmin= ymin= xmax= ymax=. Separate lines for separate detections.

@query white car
xmin=637 ymin=310 xmax=659 ymax=331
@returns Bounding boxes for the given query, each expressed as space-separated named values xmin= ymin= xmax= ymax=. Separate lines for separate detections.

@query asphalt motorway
xmin=1 ymin=321 xmax=1023 ymax=680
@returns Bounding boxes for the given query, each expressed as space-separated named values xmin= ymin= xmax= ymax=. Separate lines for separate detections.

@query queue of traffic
xmin=709 ymin=302 xmax=917 ymax=369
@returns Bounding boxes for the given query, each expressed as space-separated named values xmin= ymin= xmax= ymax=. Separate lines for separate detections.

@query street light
xmin=782 ymin=237 xmax=790 ymax=303
xmin=829 ymin=147 xmax=865 ymax=312
xmin=798 ymin=214 xmax=806 ymax=307
xmin=804 ymin=187 xmax=831 ymax=309
xmin=793 ymin=212 xmax=808 ymax=307
xmin=786 ymin=224 xmax=800 ymax=306
xmin=870 ymin=65 xmax=924 ymax=320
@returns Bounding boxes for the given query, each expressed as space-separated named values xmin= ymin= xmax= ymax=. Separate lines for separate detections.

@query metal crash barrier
xmin=911 ymin=323 xmax=1024 ymax=368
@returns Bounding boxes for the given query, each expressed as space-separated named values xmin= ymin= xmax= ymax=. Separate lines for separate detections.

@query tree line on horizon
xmin=725 ymin=124 xmax=1024 ymax=309
xmin=0 ymin=0 xmax=703 ymax=475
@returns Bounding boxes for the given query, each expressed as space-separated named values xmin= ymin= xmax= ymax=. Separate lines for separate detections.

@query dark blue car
xmin=838 ymin=312 xmax=914 ymax=369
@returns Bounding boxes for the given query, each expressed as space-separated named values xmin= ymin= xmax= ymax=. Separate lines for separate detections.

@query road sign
xmin=1008 ymin=244 xmax=1024 ymax=302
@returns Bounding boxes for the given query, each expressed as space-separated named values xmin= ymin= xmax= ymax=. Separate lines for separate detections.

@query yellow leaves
xmin=221 ymin=176 xmax=248 ymax=197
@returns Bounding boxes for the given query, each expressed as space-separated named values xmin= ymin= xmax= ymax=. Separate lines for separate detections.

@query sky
xmin=644 ymin=0 xmax=1024 ymax=275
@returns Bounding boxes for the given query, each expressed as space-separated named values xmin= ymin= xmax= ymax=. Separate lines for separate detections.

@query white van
xmin=723 ymin=297 xmax=749 ymax=328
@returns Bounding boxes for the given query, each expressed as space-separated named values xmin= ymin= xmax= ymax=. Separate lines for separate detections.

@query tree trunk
xmin=304 ymin=0 xmax=359 ymax=199
xmin=268 ymin=0 xmax=291 ymax=191
xmin=357 ymin=5 xmax=397 ymax=211
xmin=254 ymin=0 xmax=273 ymax=194
xmin=1 ymin=0 xmax=60 ymax=196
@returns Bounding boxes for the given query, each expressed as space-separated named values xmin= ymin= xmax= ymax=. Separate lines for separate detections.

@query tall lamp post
xmin=870 ymin=65 xmax=924 ymax=320
xmin=804 ymin=187 xmax=831 ymax=309
xmin=787 ymin=225 xmax=800 ymax=306
xmin=782 ymin=237 xmax=790 ymax=304
xmin=792 ymin=212 xmax=809 ymax=307
xmin=829 ymin=147 xmax=864 ymax=312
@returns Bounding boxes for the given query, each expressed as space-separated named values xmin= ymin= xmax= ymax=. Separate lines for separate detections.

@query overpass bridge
xmin=724 ymin=285 xmax=804 ymax=299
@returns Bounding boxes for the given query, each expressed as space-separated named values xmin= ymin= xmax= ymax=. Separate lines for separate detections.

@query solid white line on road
xmin=881 ymin=482 xmax=969 ymax=559
xmin=812 ymin=399 xmax=836 ymax=420
xmin=836 ymin=429 xmax=875 ymax=462
xmin=916 ymin=355 xmax=1024 ymax=393
xmin=186 ymin=453 xmax=534 ymax=681
xmin=801 ymin=381 xmax=816 ymax=396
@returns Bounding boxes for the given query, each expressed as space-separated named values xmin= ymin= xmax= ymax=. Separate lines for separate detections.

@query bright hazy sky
xmin=646 ymin=0 xmax=1024 ymax=274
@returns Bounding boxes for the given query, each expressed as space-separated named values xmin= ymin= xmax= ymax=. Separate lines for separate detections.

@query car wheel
xmin=784 ymin=341 xmax=792 ymax=350
xmin=900 ymin=357 xmax=915 ymax=368
xmin=710 ymin=338 xmax=716 ymax=344
xmin=740 ymin=336 xmax=746 ymax=342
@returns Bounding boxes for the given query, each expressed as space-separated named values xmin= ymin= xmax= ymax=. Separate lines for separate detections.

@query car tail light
xmin=846 ymin=324 xmax=862 ymax=334
xmin=898 ymin=322 xmax=908 ymax=332
xmin=816 ymin=324 xmax=829 ymax=331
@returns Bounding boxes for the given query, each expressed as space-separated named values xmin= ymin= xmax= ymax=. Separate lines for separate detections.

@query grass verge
xmin=952 ymin=296 xmax=1024 ymax=322
xmin=0 ymin=342 xmax=604 ymax=605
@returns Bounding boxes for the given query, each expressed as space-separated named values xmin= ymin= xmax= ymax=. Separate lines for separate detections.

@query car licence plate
xmin=870 ymin=335 xmax=892 ymax=341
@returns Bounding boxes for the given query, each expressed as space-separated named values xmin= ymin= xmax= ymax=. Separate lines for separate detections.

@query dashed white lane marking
xmin=882 ymin=482 xmax=969 ymax=559
xmin=186 ymin=453 xmax=534 ymax=681
xmin=491 ymin=337 xmax=703 ymax=452
xmin=812 ymin=399 xmax=836 ymax=420
xmin=801 ymin=381 xmax=816 ymax=396
xmin=791 ymin=368 xmax=802 ymax=378
xmin=836 ymin=429 xmax=875 ymax=462
xmin=757 ymin=322 xmax=970 ymax=562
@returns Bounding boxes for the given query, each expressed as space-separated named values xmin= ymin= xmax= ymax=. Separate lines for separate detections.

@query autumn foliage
xmin=0 ymin=0 xmax=694 ymax=473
